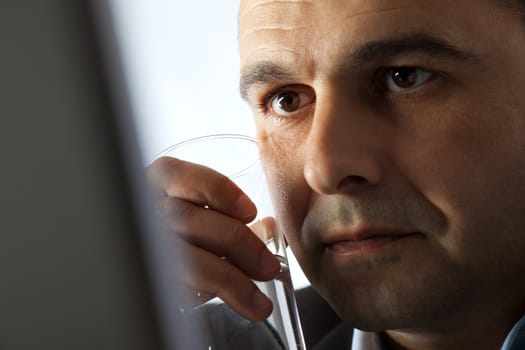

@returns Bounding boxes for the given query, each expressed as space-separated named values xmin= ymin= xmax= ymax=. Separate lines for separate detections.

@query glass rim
xmin=154 ymin=133 xmax=257 ymax=160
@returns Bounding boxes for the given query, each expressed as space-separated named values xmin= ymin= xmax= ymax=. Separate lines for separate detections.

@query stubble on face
xmin=239 ymin=0 xmax=525 ymax=336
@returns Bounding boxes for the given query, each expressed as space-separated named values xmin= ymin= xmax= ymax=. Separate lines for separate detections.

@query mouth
xmin=323 ymin=229 xmax=420 ymax=256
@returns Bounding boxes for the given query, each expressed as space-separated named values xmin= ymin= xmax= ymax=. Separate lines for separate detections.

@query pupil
xmin=393 ymin=68 xmax=417 ymax=88
xmin=278 ymin=93 xmax=299 ymax=112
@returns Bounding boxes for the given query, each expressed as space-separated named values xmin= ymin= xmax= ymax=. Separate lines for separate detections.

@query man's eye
xmin=385 ymin=67 xmax=434 ymax=92
xmin=268 ymin=91 xmax=312 ymax=117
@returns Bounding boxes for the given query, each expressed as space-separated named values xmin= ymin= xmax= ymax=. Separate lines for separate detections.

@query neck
xmin=384 ymin=299 xmax=525 ymax=350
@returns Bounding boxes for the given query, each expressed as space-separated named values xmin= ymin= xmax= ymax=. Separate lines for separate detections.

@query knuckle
xmin=155 ymin=196 xmax=171 ymax=217
xmin=207 ymin=172 xmax=233 ymax=198
xmin=169 ymin=198 xmax=195 ymax=218
xmin=222 ymin=263 xmax=240 ymax=285
xmin=149 ymin=157 xmax=193 ymax=193
xmin=149 ymin=156 xmax=171 ymax=169
xmin=159 ymin=198 xmax=195 ymax=230
xmin=148 ymin=156 xmax=176 ymax=179
xmin=226 ymin=223 xmax=250 ymax=250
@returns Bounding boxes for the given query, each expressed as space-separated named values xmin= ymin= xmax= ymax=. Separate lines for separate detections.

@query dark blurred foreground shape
xmin=0 ymin=1 xmax=196 ymax=349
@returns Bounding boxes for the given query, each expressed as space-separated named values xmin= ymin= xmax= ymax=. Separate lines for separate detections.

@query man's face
xmin=239 ymin=0 xmax=525 ymax=331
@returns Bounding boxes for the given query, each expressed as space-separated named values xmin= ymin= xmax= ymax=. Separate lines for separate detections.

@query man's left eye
xmin=385 ymin=67 xmax=434 ymax=92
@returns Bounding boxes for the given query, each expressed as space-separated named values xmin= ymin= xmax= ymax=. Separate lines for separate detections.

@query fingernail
xmin=252 ymin=291 xmax=272 ymax=312
xmin=235 ymin=194 xmax=257 ymax=220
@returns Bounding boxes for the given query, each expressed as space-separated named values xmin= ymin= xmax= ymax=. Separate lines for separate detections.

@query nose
xmin=303 ymin=89 xmax=384 ymax=195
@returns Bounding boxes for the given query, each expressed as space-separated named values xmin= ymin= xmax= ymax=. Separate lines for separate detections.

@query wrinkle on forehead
xmin=242 ymin=46 xmax=303 ymax=64
xmin=240 ymin=0 xmax=313 ymax=18
xmin=314 ymin=6 xmax=425 ymax=43
xmin=240 ymin=0 xmax=315 ymax=64
xmin=240 ymin=0 xmax=314 ymax=36
xmin=339 ymin=5 xmax=420 ymax=22
xmin=240 ymin=1 xmax=420 ymax=52
xmin=240 ymin=24 xmax=312 ymax=40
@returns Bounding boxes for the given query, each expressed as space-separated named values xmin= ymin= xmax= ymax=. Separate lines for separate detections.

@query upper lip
xmin=322 ymin=227 xmax=417 ymax=245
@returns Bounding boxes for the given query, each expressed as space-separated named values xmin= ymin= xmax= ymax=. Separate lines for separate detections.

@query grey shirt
xmin=182 ymin=289 xmax=525 ymax=350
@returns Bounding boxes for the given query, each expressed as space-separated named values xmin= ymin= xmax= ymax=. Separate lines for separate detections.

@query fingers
xmin=159 ymin=196 xmax=280 ymax=282
xmin=149 ymin=156 xmax=257 ymax=223
xmin=147 ymin=156 xmax=281 ymax=321
xmin=175 ymin=239 xmax=274 ymax=321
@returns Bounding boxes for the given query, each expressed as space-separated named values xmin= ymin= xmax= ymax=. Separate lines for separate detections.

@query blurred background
xmin=110 ymin=0 xmax=253 ymax=161
xmin=110 ymin=0 xmax=309 ymax=289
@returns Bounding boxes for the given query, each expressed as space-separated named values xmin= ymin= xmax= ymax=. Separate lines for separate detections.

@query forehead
xmin=238 ymin=0 xmax=499 ymax=68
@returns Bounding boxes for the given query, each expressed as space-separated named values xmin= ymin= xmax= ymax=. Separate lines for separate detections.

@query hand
xmin=147 ymin=156 xmax=281 ymax=320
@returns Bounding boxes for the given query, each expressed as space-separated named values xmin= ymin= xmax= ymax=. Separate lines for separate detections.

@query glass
xmin=156 ymin=134 xmax=306 ymax=350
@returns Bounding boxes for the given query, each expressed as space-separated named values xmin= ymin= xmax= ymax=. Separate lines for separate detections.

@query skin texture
xmin=238 ymin=0 xmax=525 ymax=349
xmin=148 ymin=156 xmax=281 ymax=320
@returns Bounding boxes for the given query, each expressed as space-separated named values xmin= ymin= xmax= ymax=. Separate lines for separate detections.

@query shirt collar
xmin=350 ymin=329 xmax=388 ymax=350
xmin=501 ymin=313 xmax=525 ymax=350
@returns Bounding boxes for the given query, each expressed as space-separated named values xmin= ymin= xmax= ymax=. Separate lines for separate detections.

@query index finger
xmin=148 ymin=156 xmax=257 ymax=223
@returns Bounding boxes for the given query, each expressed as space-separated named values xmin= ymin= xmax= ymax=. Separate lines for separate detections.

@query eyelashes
xmin=254 ymin=66 xmax=439 ymax=120
xmin=265 ymin=90 xmax=315 ymax=117
xmin=379 ymin=67 xmax=435 ymax=93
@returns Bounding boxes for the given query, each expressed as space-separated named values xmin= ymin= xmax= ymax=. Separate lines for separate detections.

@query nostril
xmin=336 ymin=175 xmax=369 ymax=192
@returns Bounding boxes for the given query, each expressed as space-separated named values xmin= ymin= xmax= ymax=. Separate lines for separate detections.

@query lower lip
xmin=326 ymin=234 xmax=416 ymax=256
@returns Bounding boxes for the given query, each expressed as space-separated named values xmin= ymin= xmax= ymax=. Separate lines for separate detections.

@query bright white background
xmin=110 ymin=0 xmax=254 ymax=161
xmin=110 ymin=0 xmax=309 ymax=289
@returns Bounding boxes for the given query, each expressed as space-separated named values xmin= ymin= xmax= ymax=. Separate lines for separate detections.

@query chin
xmin=318 ymin=284 xmax=416 ymax=331
xmin=310 ymin=263 xmax=471 ymax=332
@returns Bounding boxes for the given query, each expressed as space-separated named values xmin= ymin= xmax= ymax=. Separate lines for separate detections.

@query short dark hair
xmin=499 ymin=0 xmax=525 ymax=13
xmin=497 ymin=0 xmax=525 ymax=24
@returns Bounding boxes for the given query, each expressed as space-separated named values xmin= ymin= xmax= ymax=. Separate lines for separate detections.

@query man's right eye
xmin=266 ymin=90 xmax=314 ymax=118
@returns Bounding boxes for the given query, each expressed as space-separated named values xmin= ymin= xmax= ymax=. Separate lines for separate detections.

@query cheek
xmin=395 ymin=101 xmax=525 ymax=259
xmin=257 ymin=129 xmax=311 ymax=250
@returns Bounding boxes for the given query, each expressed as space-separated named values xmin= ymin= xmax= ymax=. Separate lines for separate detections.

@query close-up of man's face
xmin=239 ymin=0 xmax=525 ymax=334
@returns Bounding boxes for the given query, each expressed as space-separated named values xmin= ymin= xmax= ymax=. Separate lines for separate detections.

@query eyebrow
xmin=350 ymin=33 xmax=479 ymax=66
xmin=239 ymin=61 xmax=297 ymax=101
xmin=239 ymin=33 xmax=479 ymax=100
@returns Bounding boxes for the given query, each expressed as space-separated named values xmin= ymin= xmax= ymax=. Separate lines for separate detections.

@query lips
xmin=323 ymin=228 xmax=419 ymax=255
